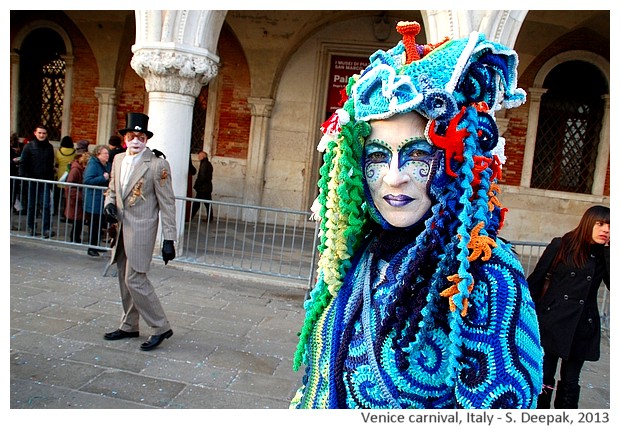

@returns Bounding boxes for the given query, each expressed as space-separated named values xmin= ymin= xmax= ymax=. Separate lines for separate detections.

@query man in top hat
xmin=103 ymin=112 xmax=177 ymax=351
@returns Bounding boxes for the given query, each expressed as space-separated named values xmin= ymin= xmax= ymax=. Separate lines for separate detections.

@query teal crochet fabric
xmin=291 ymin=238 xmax=542 ymax=408
xmin=291 ymin=22 xmax=543 ymax=409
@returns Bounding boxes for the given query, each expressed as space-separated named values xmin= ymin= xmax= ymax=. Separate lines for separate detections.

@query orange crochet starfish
xmin=487 ymin=183 xmax=502 ymax=212
xmin=440 ymin=273 xmax=474 ymax=317
xmin=467 ymin=221 xmax=497 ymax=262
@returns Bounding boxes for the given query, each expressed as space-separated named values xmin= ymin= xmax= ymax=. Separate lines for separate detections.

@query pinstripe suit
xmin=104 ymin=148 xmax=177 ymax=335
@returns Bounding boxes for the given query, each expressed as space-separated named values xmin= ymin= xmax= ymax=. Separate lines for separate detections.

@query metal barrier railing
xmin=10 ymin=176 xmax=608 ymax=330
xmin=10 ymin=177 xmax=115 ymax=253
xmin=10 ymin=176 xmax=319 ymax=286
xmin=177 ymin=196 xmax=319 ymax=286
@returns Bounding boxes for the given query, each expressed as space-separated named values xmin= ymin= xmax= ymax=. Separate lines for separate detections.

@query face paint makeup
xmin=125 ymin=132 xmax=148 ymax=155
xmin=363 ymin=111 xmax=435 ymax=228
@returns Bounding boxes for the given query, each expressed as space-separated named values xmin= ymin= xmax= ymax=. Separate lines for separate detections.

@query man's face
xmin=34 ymin=127 xmax=48 ymax=141
xmin=124 ymin=132 xmax=148 ymax=155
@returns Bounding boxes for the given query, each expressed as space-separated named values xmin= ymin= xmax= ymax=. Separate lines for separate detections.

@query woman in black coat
xmin=528 ymin=205 xmax=610 ymax=409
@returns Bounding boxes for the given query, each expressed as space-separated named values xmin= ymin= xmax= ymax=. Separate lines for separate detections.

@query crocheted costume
xmin=291 ymin=22 xmax=542 ymax=409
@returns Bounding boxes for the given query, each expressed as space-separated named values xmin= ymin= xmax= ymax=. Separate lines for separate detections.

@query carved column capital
xmin=94 ymin=87 xmax=117 ymax=104
xmin=131 ymin=48 xmax=219 ymax=97
xmin=247 ymin=97 xmax=275 ymax=118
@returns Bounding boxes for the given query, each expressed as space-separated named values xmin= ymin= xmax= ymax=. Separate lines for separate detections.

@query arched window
xmin=17 ymin=27 xmax=66 ymax=141
xmin=531 ymin=61 xmax=607 ymax=193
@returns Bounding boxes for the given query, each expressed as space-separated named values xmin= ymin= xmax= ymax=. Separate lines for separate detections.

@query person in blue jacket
xmin=83 ymin=144 xmax=111 ymax=256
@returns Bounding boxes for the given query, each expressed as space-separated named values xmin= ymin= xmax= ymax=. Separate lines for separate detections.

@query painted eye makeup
xmin=400 ymin=138 xmax=436 ymax=165
xmin=364 ymin=142 xmax=392 ymax=166
xmin=364 ymin=138 xmax=435 ymax=168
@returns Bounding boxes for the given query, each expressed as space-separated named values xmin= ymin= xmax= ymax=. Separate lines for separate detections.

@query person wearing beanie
xmin=290 ymin=21 xmax=543 ymax=409
xmin=54 ymin=136 xmax=77 ymax=212
xmin=73 ymin=140 xmax=89 ymax=155
xmin=55 ymin=136 xmax=76 ymax=180
xmin=108 ymin=135 xmax=124 ymax=164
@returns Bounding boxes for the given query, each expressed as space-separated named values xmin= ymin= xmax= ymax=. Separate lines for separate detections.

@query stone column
xmin=94 ymin=87 xmax=117 ymax=146
xmin=243 ymin=97 xmax=274 ymax=220
xmin=60 ymin=55 xmax=74 ymax=139
xmin=521 ymin=87 xmax=547 ymax=187
xmin=131 ymin=47 xmax=219 ymax=238
xmin=10 ymin=52 xmax=20 ymax=134
xmin=591 ymin=95 xmax=610 ymax=196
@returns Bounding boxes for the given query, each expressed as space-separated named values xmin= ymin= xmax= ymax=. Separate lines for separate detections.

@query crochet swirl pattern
xmin=291 ymin=22 xmax=542 ymax=409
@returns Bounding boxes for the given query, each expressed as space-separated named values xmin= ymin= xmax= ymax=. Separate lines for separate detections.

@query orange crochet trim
xmin=472 ymin=101 xmax=490 ymax=113
xmin=440 ymin=273 xmax=474 ymax=317
xmin=396 ymin=21 xmax=421 ymax=64
xmin=422 ymin=37 xmax=450 ymax=56
xmin=487 ymin=183 xmax=502 ymax=212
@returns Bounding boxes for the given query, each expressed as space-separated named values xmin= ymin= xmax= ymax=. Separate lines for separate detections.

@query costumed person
xmin=528 ymin=205 xmax=610 ymax=409
xmin=102 ymin=112 xmax=177 ymax=351
xmin=290 ymin=21 xmax=543 ymax=409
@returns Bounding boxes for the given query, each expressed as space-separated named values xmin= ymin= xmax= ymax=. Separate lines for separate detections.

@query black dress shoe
xmin=104 ymin=329 xmax=140 ymax=340
xmin=140 ymin=329 xmax=173 ymax=351
xmin=87 ymin=249 xmax=100 ymax=257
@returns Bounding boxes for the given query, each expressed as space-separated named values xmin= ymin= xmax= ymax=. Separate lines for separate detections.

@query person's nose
xmin=383 ymin=156 xmax=409 ymax=187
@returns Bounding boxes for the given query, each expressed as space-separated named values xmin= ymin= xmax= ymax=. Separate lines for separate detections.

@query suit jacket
xmin=105 ymin=149 xmax=177 ymax=273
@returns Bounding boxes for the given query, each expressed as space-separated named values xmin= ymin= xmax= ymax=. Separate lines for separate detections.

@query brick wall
xmin=213 ymin=27 xmax=251 ymax=159
xmin=116 ymin=67 xmax=147 ymax=131
xmin=502 ymin=106 xmax=528 ymax=186
xmin=68 ymin=42 xmax=99 ymax=144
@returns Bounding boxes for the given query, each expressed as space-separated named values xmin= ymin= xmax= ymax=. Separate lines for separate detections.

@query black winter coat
xmin=19 ymin=139 xmax=55 ymax=180
xmin=193 ymin=157 xmax=213 ymax=195
xmin=528 ymin=237 xmax=610 ymax=361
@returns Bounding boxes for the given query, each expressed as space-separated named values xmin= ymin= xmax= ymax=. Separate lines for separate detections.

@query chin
xmin=385 ymin=216 xmax=423 ymax=229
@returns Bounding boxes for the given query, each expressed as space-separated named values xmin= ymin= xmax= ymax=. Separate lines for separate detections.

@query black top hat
xmin=118 ymin=112 xmax=153 ymax=139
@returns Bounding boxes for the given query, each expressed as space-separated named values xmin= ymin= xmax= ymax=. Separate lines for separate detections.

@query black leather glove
xmin=104 ymin=203 xmax=118 ymax=223
xmin=162 ymin=240 xmax=175 ymax=265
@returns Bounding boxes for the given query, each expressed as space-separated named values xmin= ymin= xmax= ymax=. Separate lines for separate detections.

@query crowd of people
xmin=15 ymin=128 xmax=111 ymax=253
xmin=11 ymin=123 xmax=213 ymax=259
xmin=11 ymin=125 xmax=157 ymax=258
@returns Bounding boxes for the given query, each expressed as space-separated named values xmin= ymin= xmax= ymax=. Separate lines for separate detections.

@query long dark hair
xmin=557 ymin=205 xmax=610 ymax=269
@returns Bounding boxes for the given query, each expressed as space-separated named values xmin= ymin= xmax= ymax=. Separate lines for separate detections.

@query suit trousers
xmin=116 ymin=233 xmax=171 ymax=335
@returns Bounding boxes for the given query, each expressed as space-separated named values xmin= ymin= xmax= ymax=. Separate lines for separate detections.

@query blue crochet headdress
xmin=293 ymin=21 xmax=542 ymax=409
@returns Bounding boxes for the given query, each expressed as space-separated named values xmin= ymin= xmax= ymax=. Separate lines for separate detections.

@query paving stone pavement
xmin=10 ymin=237 xmax=307 ymax=411
xmin=9 ymin=237 xmax=609 ymax=414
